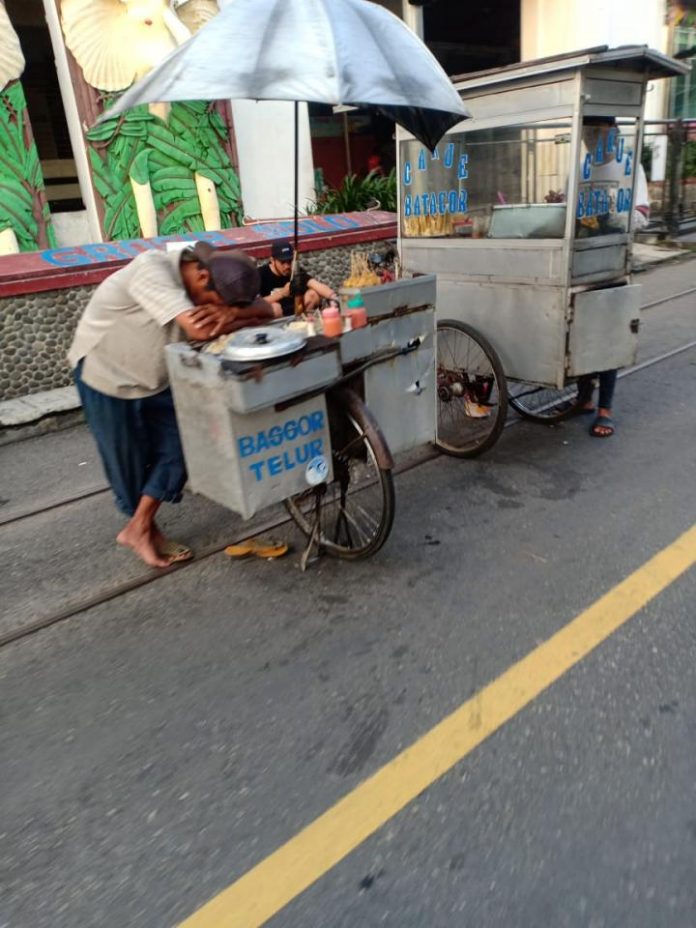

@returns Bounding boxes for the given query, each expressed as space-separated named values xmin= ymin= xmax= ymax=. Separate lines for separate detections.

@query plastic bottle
xmin=346 ymin=293 xmax=368 ymax=329
xmin=321 ymin=304 xmax=343 ymax=338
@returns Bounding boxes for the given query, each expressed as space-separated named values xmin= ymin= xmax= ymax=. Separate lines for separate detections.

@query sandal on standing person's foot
xmin=157 ymin=538 xmax=193 ymax=563
xmin=590 ymin=415 xmax=614 ymax=438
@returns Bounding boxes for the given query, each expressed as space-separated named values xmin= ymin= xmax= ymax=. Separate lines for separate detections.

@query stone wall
xmin=0 ymin=240 xmax=395 ymax=402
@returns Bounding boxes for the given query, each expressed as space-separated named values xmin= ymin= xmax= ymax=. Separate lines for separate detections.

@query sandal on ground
xmin=224 ymin=538 xmax=289 ymax=559
xmin=463 ymin=399 xmax=491 ymax=418
xmin=590 ymin=415 xmax=615 ymax=438
xmin=157 ymin=539 xmax=193 ymax=562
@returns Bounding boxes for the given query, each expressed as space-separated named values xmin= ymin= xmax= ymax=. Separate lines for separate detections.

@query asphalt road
xmin=1 ymin=257 xmax=695 ymax=928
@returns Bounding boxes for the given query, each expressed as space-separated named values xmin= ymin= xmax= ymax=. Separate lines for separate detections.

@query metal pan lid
xmin=221 ymin=327 xmax=306 ymax=361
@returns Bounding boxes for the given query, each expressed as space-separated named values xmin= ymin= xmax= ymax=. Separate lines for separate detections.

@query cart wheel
xmin=435 ymin=319 xmax=508 ymax=458
xmin=285 ymin=388 xmax=395 ymax=560
xmin=508 ymin=383 xmax=579 ymax=423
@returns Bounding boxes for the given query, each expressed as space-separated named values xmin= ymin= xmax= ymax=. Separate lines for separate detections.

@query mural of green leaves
xmin=86 ymin=99 xmax=243 ymax=241
xmin=0 ymin=81 xmax=56 ymax=251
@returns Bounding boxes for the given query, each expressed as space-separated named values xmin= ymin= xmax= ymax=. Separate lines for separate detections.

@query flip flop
xmin=224 ymin=538 xmax=289 ymax=559
xmin=158 ymin=539 xmax=193 ymax=563
xmin=464 ymin=399 xmax=491 ymax=418
xmin=590 ymin=415 xmax=615 ymax=438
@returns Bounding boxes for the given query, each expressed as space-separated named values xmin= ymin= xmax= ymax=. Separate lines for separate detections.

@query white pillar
xmin=230 ymin=100 xmax=315 ymax=221
xmin=401 ymin=1 xmax=424 ymax=39
xmin=521 ymin=0 xmax=670 ymax=119
xmin=42 ymin=0 xmax=102 ymax=243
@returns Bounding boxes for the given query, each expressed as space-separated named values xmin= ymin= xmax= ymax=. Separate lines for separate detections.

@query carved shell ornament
xmin=61 ymin=0 xmax=219 ymax=91
xmin=0 ymin=1 xmax=25 ymax=92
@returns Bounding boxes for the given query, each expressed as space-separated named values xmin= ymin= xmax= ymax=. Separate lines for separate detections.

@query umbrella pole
xmin=293 ymin=100 xmax=299 ymax=258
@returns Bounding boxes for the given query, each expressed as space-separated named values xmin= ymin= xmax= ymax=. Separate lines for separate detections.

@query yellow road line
xmin=180 ymin=522 xmax=696 ymax=928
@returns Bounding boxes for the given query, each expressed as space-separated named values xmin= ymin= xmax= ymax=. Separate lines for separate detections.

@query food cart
xmin=165 ymin=276 xmax=436 ymax=566
xmin=397 ymin=46 xmax=689 ymax=456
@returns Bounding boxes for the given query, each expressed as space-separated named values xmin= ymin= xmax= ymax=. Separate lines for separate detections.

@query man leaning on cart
xmin=68 ymin=243 xmax=275 ymax=568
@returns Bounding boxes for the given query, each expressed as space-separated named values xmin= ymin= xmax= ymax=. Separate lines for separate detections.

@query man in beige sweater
xmin=69 ymin=242 xmax=273 ymax=568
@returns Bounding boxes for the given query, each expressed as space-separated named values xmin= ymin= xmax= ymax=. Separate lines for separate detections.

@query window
xmin=399 ymin=120 xmax=572 ymax=239
xmin=6 ymin=0 xmax=84 ymax=212
xmin=671 ymin=26 xmax=696 ymax=118
xmin=576 ymin=120 xmax=641 ymax=237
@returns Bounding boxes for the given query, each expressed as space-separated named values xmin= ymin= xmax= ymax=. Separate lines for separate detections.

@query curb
xmin=0 ymin=408 xmax=85 ymax=447
xmin=0 ymin=386 xmax=83 ymax=446
xmin=631 ymin=247 xmax=696 ymax=274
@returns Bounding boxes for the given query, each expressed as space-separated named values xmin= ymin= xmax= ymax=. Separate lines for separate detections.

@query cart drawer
xmin=340 ymin=275 xmax=436 ymax=320
xmin=339 ymin=306 xmax=434 ymax=365
xmin=166 ymin=342 xmax=341 ymax=414
xmin=567 ymin=284 xmax=640 ymax=377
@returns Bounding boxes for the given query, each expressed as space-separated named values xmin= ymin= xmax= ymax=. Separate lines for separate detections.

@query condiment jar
xmin=346 ymin=294 xmax=368 ymax=329
xmin=321 ymin=304 xmax=343 ymax=338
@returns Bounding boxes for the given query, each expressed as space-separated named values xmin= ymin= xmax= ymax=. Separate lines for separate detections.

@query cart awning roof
xmin=451 ymin=46 xmax=691 ymax=93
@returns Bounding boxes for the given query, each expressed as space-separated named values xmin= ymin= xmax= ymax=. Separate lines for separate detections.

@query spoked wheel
xmin=436 ymin=319 xmax=508 ymax=458
xmin=285 ymin=388 xmax=395 ymax=560
xmin=508 ymin=382 xmax=579 ymax=423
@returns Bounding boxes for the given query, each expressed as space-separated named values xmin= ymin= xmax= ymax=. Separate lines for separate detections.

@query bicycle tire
xmin=435 ymin=319 xmax=508 ymax=458
xmin=508 ymin=382 xmax=579 ymax=423
xmin=285 ymin=388 xmax=395 ymax=559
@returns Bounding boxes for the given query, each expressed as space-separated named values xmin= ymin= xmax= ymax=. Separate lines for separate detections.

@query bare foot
xmin=117 ymin=523 xmax=171 ymax=568
xmin=152 ymin=523 xmax=166 ymax=550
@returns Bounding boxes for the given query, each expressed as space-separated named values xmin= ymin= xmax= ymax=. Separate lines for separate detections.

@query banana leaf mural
xmin=86 ymin=99 xmax=243 ymax=241
xmin=0 ymin=2 xmax=55 ymax=253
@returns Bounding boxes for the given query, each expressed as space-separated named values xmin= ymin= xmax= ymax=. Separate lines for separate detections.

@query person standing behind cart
xmin=68 ymin=243 xmax=274 ymax=568
xmin=547 ymin=117 xmax=650 ymax=438
xmin=259 ymin=240 xmax=338 ymax=317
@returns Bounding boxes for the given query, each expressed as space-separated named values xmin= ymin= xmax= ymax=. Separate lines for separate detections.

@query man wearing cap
xmin=68 ymin=243 xmax=273 ymax=568
xmin=259 ymin=239 xmax=337 ymax=317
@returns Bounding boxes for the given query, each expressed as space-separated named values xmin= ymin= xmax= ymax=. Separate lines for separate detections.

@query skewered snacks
xmin=342 ymin=251 xmax=381 ymax=288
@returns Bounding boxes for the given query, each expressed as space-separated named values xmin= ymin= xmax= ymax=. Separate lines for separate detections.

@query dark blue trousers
xmin=577 ymin=369 xmax=617 ymax=410
xmin=74 ymin=362 xmax=187 ymax=517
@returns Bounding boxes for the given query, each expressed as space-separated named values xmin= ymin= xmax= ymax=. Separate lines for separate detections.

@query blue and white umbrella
xmin=102 ymin=0 xmax=471 ymax=246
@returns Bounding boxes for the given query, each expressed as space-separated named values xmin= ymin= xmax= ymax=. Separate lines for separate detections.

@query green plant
xmin=684 ymin=140 xmax=696 ymax=179
xmin=309 ymin=168 xmax=396 ymax=214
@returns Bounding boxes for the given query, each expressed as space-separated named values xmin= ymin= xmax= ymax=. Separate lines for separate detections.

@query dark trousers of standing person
xmin=577 ymin=369 xmax=617 ymax=410
xmin=74 ymin=361 xmax=187 ymax=516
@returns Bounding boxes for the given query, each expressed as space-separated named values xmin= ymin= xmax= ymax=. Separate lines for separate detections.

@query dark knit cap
xmin=189 ymin=241 xmax=260 ymax=305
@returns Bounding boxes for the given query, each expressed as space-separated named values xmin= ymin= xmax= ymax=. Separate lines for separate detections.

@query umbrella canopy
xmin=100 ymin=0 xmax=470 ymax=149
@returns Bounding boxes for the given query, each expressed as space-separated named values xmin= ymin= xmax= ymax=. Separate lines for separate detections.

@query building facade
xmin=0 ymin=0 xmax=690 ymax=256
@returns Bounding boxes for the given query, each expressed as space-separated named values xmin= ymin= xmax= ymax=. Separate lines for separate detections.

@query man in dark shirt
xmin=258 ymin=240 xmax=337 ymax=317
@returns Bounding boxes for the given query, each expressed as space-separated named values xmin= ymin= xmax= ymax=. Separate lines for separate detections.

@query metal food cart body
xmin=166 ymin=342 xmax=340 ymax=520
xmin=397 ymin=47 xmax=689 ymax=390
xmin=165 ymin=276 xmax=437 ymax=559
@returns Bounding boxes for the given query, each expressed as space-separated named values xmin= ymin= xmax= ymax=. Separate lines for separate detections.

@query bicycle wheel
xmin=285 ymin=388 xmax=395 ymax=559
xmin=436 ymin=319 xmax=508 ymax=458
xmin=508 ymin=382 xmax=579 ymax=423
